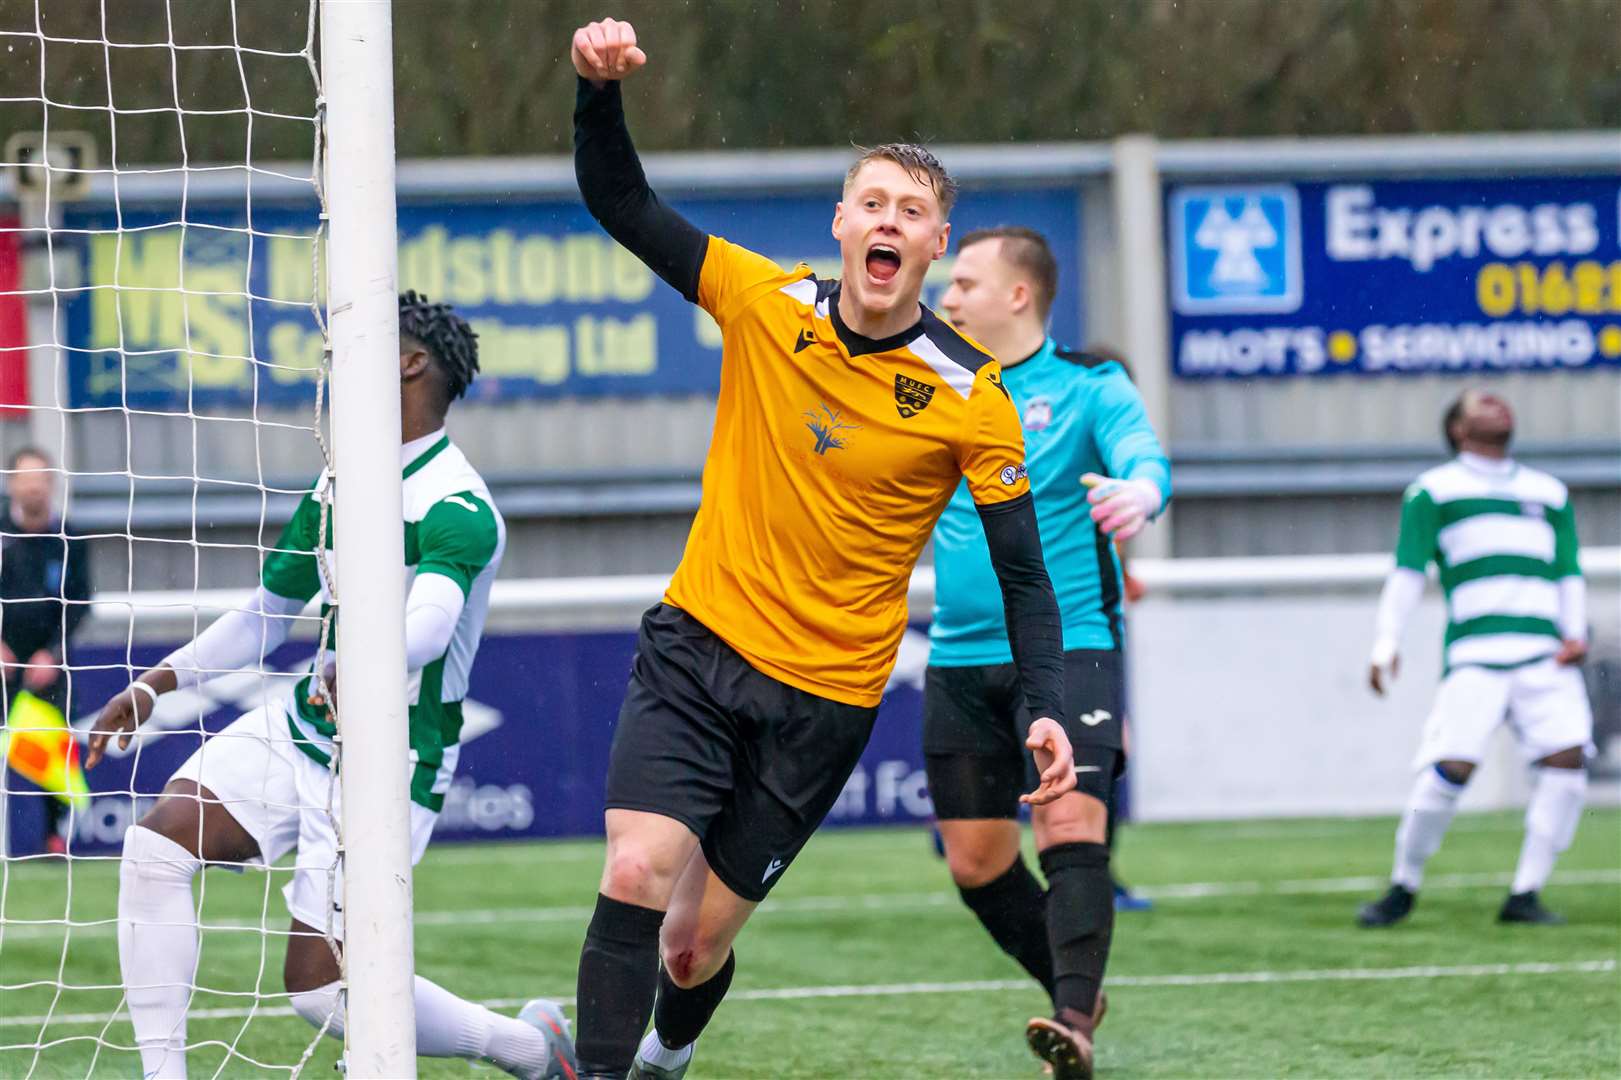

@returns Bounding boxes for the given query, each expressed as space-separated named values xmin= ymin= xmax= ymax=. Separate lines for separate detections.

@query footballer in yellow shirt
xmin=566 ymin=17 xmax=1077 ymax=1080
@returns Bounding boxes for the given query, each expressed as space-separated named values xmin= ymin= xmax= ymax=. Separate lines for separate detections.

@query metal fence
xmin=4 ymin=131 xmax=1617 ymax=582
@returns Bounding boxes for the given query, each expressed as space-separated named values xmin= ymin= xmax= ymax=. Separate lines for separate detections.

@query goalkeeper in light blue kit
xmin=927 ymin=227 xmax=1170 ymax=1079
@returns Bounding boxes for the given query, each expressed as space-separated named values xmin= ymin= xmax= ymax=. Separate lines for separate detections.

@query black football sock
xmin=1104 ymin=787 xmax=1127 ymax=894
xmin=576 ymin=893 xmax=665 ymax=1076
xmin=1040 ymin=841 xmax=1114 ymax=1020
xmin=958 ymin=854 xmax=1055 ymax=999
xmin=653 ymin=948 xmax=736 ymax=1048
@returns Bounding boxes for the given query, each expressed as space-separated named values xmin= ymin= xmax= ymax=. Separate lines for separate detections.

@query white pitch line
xmin=3 ymin=868 xmax=1618 ymax=942
xmin=2 ymin=959 xmax=1613 ymax=1031
xmin=1139 ymin=867 xmax=1621 ymax=900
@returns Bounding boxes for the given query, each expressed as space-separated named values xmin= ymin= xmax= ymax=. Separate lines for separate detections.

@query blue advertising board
xmin=61 ymin=186 xmax=1082 ymax=409
xmin=1168 ymin=176 xmax=1621 ymax=377
xmin=4 ymin=626 xmax=940 ymax=856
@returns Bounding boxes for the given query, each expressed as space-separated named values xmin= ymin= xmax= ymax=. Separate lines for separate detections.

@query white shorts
xmin=171 ymin=697 xmax=438 ymax=940
xmin=1412 ymin=657 xmax=1594 ymax=770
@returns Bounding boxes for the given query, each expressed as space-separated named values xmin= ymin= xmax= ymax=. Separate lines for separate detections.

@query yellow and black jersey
xmin=574 ymin=76 xmax=1064 ymax=717
xmin=664 ymin=237 xmax=1030 ymax=705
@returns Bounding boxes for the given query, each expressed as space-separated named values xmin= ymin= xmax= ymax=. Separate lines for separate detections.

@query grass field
xmin=2 ymin=808 xmax=1617 ymax=1078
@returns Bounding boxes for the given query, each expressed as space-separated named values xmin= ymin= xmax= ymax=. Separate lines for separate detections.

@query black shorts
xmin=923 ymin=648 xmax=1125 ymax=820
xmin=604 ymin=604 xmax=877 ymax=902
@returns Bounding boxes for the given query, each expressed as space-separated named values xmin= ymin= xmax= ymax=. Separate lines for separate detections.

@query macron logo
xmin=762 ymin=858 xmax=786 ymax=884
xmin=1079 ymin=710 xmax=1111 ymax=727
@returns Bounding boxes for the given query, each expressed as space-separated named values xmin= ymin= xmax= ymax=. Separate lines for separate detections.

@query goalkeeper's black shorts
xmin=603 ymin=603 xmax=877 ymax=902
xmin=922 ymin=648 xmax=1125 ymax=820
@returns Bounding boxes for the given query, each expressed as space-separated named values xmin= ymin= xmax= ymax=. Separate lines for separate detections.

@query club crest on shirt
xmin=1023 ymin=396 xmax=1054 ymax=432
xmin=893 ymin=374 xmax=936 ymax=418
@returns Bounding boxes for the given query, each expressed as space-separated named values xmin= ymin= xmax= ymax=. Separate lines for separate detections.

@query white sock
xmin=289 ymin=980 xmax=345 ymax=1040
xmin=1512 ymin=767 xmax=1587 ymax=894
xmin=293 ymin=975 xmax=550 ymax=1073
xmin=1391 ymin=766 xmax=1464 ymax=890
xmin=118 ymin=826 xmax=201 ymax=1080
xmin=639 ymin=1029 xmax=695 ymax=1070
xmin=416 ymin=975 xmax=556 ymax=1071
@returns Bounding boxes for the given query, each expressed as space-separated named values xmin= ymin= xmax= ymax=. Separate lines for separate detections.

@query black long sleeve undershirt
xmin=574 ymin=78 xmax=707 ymax=302
xmin=979 ymin=493 xmax=1066 ymax=723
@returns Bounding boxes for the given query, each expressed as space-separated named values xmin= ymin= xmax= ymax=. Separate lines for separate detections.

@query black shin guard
xmin=1040 ymin=841 xmax=1113 ymax=1018
xmin=576 ymin=894 xmax=665 ymax=1076
xmin=654 ymin=949 xmax=736 ymax=1049
xmin=958 ymin=855 xmax=1055 ymax=999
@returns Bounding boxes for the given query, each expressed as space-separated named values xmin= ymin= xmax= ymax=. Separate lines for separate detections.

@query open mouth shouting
xmin=865 ymin=243 xmax=902 ymax=286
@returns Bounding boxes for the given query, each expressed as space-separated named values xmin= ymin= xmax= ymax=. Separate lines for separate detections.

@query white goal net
xmin=0 ymin=3 xmax=397 ymax=1075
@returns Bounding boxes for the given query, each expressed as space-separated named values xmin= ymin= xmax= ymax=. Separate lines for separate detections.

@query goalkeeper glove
xmin=1082 ymin=474 xmax=1162 ymax=541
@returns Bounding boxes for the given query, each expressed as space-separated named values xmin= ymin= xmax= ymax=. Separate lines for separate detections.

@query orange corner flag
xmin=3 ymin=690 xmax=91 ymax=812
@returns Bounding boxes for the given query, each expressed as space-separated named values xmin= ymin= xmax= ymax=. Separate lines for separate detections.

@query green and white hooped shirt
xmin=1394 ymin=453 xmax=1580 ymax=672
xmin=260 ymin=431 xmax=505 ymax=811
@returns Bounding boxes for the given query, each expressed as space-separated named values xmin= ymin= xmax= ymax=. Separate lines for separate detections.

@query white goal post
xmin=318 ymin=1 xmax=417 ymax=1075
xmin=0 ymin=1 xmax=414 ymax=1075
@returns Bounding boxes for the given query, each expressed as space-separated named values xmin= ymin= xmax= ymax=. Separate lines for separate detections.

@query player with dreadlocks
xmin=89 ymin=294 xmax=578 ymax=1080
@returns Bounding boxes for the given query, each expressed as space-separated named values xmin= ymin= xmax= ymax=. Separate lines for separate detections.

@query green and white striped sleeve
xmin=260 ymin=491 xmax=324 ymax=602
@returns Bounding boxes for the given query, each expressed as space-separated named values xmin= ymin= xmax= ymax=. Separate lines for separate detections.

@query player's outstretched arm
xmin=571 ymin=18 xmax=707 ymax=303
xmin=979 ymin=497 xmax=1075 ymax=803
xmin=85 ymin=585 xmax=308 ymax=768
xmin=959 ymin=364 xmax=1071 ymax=799
xmin=85 ymin=667 xmax=175 ymax=769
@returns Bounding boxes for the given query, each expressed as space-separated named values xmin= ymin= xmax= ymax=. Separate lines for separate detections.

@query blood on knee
xmin=662 ymin=929 xmax=726 ymax=988
xmin=666 ymin=947 xmax=698 ymax=986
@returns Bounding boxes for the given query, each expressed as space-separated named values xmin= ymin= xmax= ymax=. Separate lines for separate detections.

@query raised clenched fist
xmin=571 ymin=18 xmax=647 ymax=85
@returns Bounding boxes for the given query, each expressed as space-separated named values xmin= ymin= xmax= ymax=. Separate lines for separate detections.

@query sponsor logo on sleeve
xmin=999 ymin=463 xmax=1028 ymax=486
